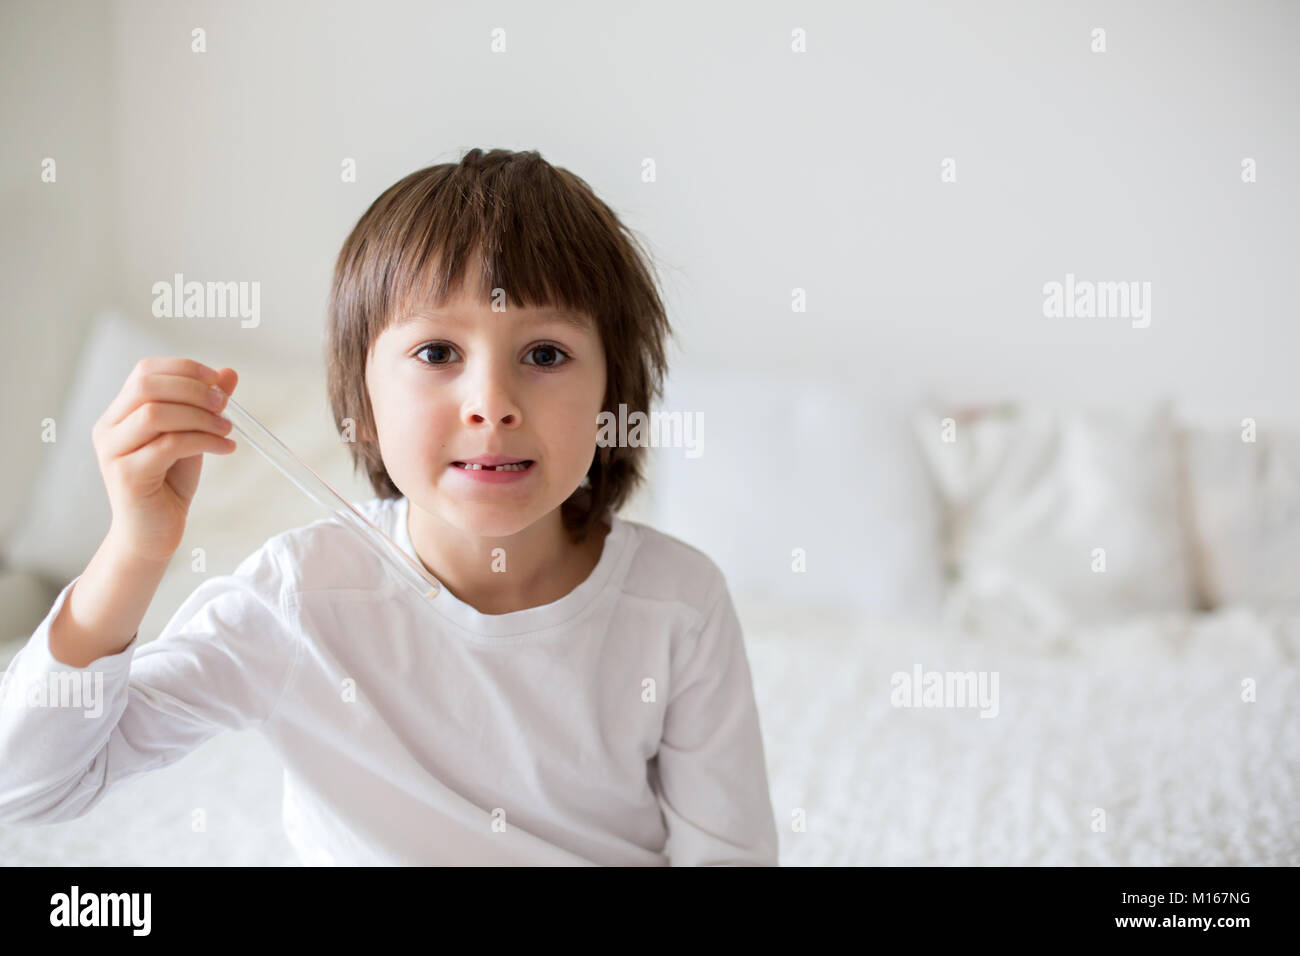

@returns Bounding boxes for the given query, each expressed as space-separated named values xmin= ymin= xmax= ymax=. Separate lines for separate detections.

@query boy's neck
xmin=406 ymin=503 xmax=611 ymax=616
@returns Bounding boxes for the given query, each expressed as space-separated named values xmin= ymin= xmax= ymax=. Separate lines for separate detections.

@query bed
xmin=2 ymin=313 xmax=1297 ymax=865
xmin=3 ymin=596 xmax=1297 ymax=865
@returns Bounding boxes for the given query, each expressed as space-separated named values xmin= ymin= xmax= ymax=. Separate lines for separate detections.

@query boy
xmin=0 ymin=148 xmax=779 ymax=866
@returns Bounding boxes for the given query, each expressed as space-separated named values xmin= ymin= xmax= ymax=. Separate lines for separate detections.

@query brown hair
xmin=324 ymin=148 xmax=674 ymax=543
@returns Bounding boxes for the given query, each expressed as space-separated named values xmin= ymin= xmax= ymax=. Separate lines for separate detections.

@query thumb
xmin=214 ymin=367 xmax=239 ymax=398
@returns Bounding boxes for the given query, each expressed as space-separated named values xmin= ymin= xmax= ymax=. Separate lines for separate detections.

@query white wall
xmin=105 ymin=0 xmax=1300 ymax=424
xmin=4 ymin=0 xmax=1299 ymax=540
xmin=0 ymin=0 xmax=118 ymax=537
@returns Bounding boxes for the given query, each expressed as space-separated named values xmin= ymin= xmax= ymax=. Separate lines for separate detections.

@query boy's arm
xmin=0 ymin=542 xmax=300 ymax=826
xmin=651 ymin=574 xmax=780 ymax=866
xmin=49 ymin=529 xmax=171 ymax=668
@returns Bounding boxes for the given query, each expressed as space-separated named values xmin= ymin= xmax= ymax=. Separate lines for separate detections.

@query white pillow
xmin=1 ymin=309 xmax=177 ymax=584
xmin=911 ymin=398 xmax=1197 ymax=642
xmin=1183 ymin=421 xmax=1300 ymax=610
xmin=647 ymin=367 xmax=945 ymax=620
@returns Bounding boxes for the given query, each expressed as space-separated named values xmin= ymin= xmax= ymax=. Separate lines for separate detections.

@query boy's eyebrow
xmin=394 ymin=309 xmax=595 ymax=333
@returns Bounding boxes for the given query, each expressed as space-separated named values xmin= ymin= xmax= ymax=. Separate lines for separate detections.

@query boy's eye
xmin=414 ymin=342 xmax=571 ymax=370
xmin=523 ymin=344 xmax=570 ymax=369
xmin=416 ymin=343 xmax=457 ymax=366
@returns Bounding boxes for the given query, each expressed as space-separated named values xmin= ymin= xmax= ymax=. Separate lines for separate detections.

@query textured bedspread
xmin=2 ymin=602 xmax=1296 ymax=865
xmin=742 ymin=600 xmax=1300 ymax=865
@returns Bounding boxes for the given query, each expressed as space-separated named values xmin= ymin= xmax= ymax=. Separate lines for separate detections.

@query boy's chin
xmin=438 ymin=499 xmax=562 ymax=539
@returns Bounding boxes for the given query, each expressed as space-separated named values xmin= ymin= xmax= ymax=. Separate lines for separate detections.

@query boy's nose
xmin=460 ymin=361 xmax=524 ymax=426
xmin=467 ymin=410 xmax=518 ymax=426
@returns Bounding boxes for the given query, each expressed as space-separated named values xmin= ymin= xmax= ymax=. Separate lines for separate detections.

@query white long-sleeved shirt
xmin=0 ymin=496 xmax=778 ymax=865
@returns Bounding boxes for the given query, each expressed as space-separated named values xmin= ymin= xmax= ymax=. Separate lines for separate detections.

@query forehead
xmin=389 ymin=305 xmax=596 ymax=335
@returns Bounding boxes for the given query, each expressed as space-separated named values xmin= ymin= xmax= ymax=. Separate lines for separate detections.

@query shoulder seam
xmin=682 ymin=570 xmax=729 ymax=659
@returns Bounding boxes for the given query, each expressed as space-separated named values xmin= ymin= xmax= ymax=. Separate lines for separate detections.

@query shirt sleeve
xmin=0 ymin=540 xmax=301 ymax=826
xmin=651 ymin=573 xmax=780 ymax=866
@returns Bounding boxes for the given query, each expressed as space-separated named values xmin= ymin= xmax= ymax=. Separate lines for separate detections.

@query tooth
xmin=459 ymin=461 xmax=528 ymax=471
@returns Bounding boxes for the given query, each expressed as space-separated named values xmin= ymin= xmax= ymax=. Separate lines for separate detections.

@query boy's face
xmin=363 ymin=263 xmax=607 ymax=538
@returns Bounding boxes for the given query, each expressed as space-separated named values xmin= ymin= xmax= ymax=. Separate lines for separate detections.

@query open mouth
xmin=451 ymin=460 xmax=534 ymax=472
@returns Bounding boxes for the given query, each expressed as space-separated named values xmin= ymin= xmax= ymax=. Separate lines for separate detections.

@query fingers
xmin=91 ymin=357 xmax=244 ymax=481
xmin=117 ymin=430 xmax=238 ymax=486
xmin=97 ymin=358 xmax=237 ymax=431
xmin=213 ymin=366 xmax=239 ymax=398
xmin=102 ymin=400 xmax=235 ymax=460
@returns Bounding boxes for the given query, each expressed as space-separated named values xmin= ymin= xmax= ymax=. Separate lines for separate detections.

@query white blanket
xmin=2 ymin=601 xmax=1296 ymax=865
xmin=743 ymin=599 xmax=1300 ymax=865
